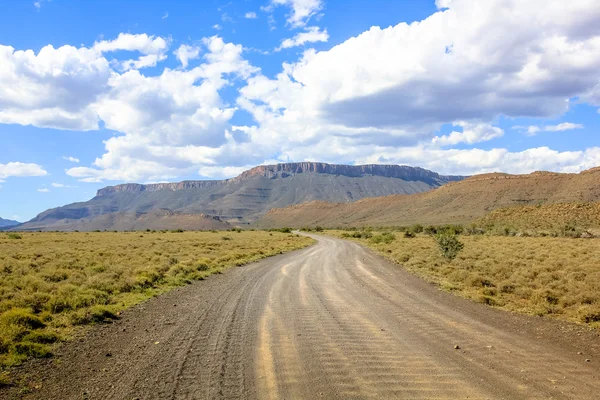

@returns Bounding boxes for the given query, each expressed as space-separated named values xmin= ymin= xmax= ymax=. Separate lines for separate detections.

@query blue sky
xmin=0 ymin=0 xmax=599 ymax=221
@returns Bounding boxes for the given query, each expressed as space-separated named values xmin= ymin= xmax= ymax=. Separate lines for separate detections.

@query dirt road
xmin=8 ymin=234 xmax=600 ymax=399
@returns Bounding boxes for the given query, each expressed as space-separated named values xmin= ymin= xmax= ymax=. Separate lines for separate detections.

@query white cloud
xmin=93 ymin=33 xmax=169 ymax=71
xmin=270 ymin=0 xmax=323 ymax=28
xmin=516 ymin=122 xmax=584 ymax=136
xmin=51 ymin=183 xmax=75 ymax=188
xmin=245 ymin=12 xmax=257 ymax=19
xmin=173 ymin=44 xmax=200 ymax=68
xmin=0 ymin=162 xmax=47 ymax=179
xmin=37 ymin=188 xmax=50 ymax=193
xmin=432 ymin=122 xmax=503 ymax=146
xmin=0 ymin=44 xmax=109 ymax=130
xmin=62 ymin=156 xmax=80 ymax=163
xmin=66 ymin=36 xmax=259 ymax=182
xmin=213 ymin=24 xmax=222 ymax=30
xmin=277 ymin=26 xmax=328 ymax=50
xmin=162 ymin=12 xmax=169 ymax=19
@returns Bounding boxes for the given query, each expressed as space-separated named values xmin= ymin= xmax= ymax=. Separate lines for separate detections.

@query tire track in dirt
xmin=5 ymin=234 xmax=600 ymax=399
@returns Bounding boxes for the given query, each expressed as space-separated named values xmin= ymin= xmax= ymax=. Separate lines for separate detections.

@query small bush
xmin=13 ymin=342 xmax=52 ymax=358
xmin=196 ymin=263 xmax=210 ymax=272
xmin=424 ymin=226 xmax=437 ymax=235
xmin=404 ymin=231 xmax=416 ymax=238
xmin=370 ymin=232 xmax=396 ymax=244
xmin=0 ymin=309 xmax=45 ymax=330
xmin=408 ymin=224 xmax=424 ymax=234
xmin=22 ymin=331 xmax=60 ymax=344
xmin=314 ymin=226 xmax=324 ymax=232
xmin=435 ymin=232 xmax=464 ymax=260
xmin=6 ymin=233 xmax=22 ymax=240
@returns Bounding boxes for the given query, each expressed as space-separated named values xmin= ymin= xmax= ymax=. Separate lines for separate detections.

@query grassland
xmin=330 ymin=230 xmax=600 ymax=328
xmin=0 ymin=231 xmax=313 ymax=370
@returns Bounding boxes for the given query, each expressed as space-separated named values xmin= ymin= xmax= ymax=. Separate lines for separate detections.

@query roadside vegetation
xmin=330 ymin=225 xmax=600 ymax=328
xmin=0 ymin=231 xmax=313 ymax=369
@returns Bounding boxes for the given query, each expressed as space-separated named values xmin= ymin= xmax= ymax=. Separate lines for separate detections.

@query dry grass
xmin=330 ymin=230 xmax=600 ymax=327
xmin=0 ymin=231 xmax=313 ymax=368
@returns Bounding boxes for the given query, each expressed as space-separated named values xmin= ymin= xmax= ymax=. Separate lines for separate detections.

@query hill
xmin=476 ymin=202 xmax=600 ymax=231
xmin=258 ymin=168 xmax=600 ymax=228
xmin=17 ymin=210 xmax=231 ymax=232
xmin=17 ymin=163 xmax=463 ymax=231
xmin=0 ymin=218 xmax=20 ymax=229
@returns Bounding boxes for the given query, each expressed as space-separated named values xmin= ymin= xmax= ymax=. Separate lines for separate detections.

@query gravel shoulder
xmin=3 ymin=234 xmax=600 ymax=399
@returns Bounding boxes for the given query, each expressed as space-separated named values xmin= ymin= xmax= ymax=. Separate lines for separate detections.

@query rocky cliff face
xmin=96 ymin=163 xmax=464 ymax=196
xmin=96 ymin=180 xmax=225 ymax=196
xmin=232 ymin=162 xmax=463 ymax=181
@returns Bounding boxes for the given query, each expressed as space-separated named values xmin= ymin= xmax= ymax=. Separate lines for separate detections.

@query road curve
xmin=10 ymin=234 xmax=600 ymax=399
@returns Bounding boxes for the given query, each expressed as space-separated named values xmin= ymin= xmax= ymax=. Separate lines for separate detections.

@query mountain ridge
xmin=17 ymin=162 xmax=464 ymax=231
xmin=0 ymin=218 xmax=21 ymax=228
xmin=96 ymin=162 xmax=465 ymax=197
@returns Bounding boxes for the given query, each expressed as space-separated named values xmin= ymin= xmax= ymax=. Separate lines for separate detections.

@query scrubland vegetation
xmin=331 ymin=226 xmax=600 ymax=328
xmin=0 ymin=231 xmax=313 ymax=369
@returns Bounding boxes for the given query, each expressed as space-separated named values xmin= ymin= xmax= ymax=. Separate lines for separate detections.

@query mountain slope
xmin=0 ymin=218 xmax=20 ymax=228
xmin=258 ymin=168 xmax=600 ymax=228
xmin=476 ymin=202 xmax=600 ymax=231
xmin=19 ymin=163 xmax=464 ymax=231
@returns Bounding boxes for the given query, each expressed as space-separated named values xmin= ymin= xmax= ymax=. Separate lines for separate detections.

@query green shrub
xmin=424 ymin=226 xmax=437 ymax=235
xmin=0 ymin=309 xmax=45 ymax=330
xmin=6 ymin=233 xmax=22 ymax=240
xmin=314 ymin=226 xmax=324 ymax=232
xmin=404 ymin=231 xmax=416 ymax=238
xmin=370 ymin=232 xmax=396 ymax=244
xmin=22 ymin=331 xmax=60 ymax=344
xmin=408 ymin=224 xmax=424 ymax=234
xmin=435 ymin=231 xmax=464 ymax=260
xmin=13 ymin=342 xmax=52 ymax=358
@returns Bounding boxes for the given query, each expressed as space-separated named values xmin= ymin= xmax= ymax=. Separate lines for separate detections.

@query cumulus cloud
xmin=37 ymin=188 xmax=50 ymax=192
xmin=245 ymin=12 xmax=257 ymax=19
xmin=94 ymin=33 xmax=169 ymax=71
xmin=0 ymin=162 xmax=47 ymax=179
xmin=62 ymin=156 xmax=80 ymax=163
xmin=431 ymin=122 xmax=504 ymax=146
xmin=66 ymin=36 xmax=259 ymax=182
xmin=277 ymin=26 xmax=328 ymax=50
xmin=235 ymin=0 xmax=600 ymax=175
xmin=173 ymin=44 xmax=200 ymax=68
xmin=0 ymin=44 xmax=109 ymax=130
xmin=269 ymin=0 xmax=323 ymax=28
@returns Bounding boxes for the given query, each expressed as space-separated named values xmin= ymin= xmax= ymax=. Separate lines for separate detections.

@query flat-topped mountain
xmin=17 ymin=162 xmax=464 ymax=231
xmin=259 ymin=167 xmax=600 ymax=228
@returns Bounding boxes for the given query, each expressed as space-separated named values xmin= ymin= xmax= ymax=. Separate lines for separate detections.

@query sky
xmin=0 ymin=0 xmax=599 ymax=222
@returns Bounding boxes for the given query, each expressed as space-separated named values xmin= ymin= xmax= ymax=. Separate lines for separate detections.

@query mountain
xmin=258 ymin=167 xmax=600 ymax=228
xmin=0 ymin=218 xmax=20 ymax=229
xmin=17 ymin=163 xmax=464 ymax=231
